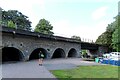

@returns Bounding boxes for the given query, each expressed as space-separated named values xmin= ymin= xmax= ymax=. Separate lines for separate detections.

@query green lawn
xmin=51 ymin=65 xmax=119 ymax=79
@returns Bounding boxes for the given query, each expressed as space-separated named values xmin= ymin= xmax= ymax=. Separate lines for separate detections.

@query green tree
xmin=95 ymin=32 xmax=106 ymax=44
xmin=112 ymin=15 xmax=120 ymax=51
xmin=2 ymin=9 xmax=32 ymax=31
xmin=96 ymin=15 xmax=120 ymax=51
xmin=7 ymin=20 xmax=16 ymax=28
xmin=96 ymin=22 xmax=116 ymax=49
xmin=71 ymin=35 xmax=81 ymax=41
xmin=112 ymin=28 xmax=119 ymax=51
xmin=34 ymin=19 xmax=54 ymax=35
xmin=95 ymin=31 xmax=112 ymax=46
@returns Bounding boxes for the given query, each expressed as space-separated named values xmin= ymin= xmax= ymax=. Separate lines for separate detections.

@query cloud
xmin=92 ymin=6 xmax=108 ymax=20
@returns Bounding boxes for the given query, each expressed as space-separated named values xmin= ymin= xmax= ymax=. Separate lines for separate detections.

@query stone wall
xmin=2 ymin=33 xmax=81 ymax=61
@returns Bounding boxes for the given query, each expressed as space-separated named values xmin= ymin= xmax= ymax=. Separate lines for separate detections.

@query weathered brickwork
xmin=2 ymin=33 xmax=81 ymax=61
xmin=1 ymin=27 xmax=109 ymax=61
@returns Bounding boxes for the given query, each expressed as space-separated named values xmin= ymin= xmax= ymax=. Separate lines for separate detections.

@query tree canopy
xmin=34 ymin=19 xmax=54 ymax=35
xmin=112 ymin=16 xmax=120 ymax=51
xmin=7 ymin=20 xmax=16 ymax=28
xmin=2 ymin=9 xmax=32 ymax=31
xmin=96 ymin=15 xmax=120 ymax=51
xmin=71 ymin=35 xmax=81 ymax=41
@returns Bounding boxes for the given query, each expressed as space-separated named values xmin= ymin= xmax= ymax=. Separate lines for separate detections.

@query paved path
xmin=2 ymin=61 xmax=56 ymax=78
xmin=2 ymin=58 xmax=105 ymax=78
xmin=43 ymin=58 xmax=106 ymax=70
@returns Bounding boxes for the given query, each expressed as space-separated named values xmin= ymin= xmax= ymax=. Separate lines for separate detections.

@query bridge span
xmin=0 ymin=27 xmax=108 ymax=62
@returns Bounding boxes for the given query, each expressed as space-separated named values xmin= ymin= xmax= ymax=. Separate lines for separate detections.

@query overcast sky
xmin=0 ymin=0 xmax=119 ymax=42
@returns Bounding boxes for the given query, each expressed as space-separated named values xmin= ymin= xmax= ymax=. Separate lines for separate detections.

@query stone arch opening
xmin=2 ymin=47 xmax=23 ymax=62
xmin=29 ymin=48 xmax=47 ymax=60
xmin=52 ymin=48 xmax=65 ymax=58
xmin=68 ymin=48 xmax=77 ymax=57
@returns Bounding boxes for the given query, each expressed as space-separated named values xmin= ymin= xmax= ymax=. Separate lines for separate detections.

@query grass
xmin=51 ymin=65 xmax=119 ymax=79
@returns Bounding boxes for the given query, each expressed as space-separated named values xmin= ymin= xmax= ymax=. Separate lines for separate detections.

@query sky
xmin=0 ymin=0 xmax=119 ymax=42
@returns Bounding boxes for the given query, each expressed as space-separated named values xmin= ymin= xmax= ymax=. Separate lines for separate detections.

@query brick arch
xmin=52 ymin=48 xmax=66 ymax=58
xmin=68 ymin=48 xmax=77 ymax=57
xmin=2 ymin=47 xmax=24 ymax=62
xmin=29 ymin=48 xmax=48 ymax=60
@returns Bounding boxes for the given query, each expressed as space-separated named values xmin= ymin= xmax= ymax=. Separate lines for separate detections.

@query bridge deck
xmin=2 ymin=26 xmax=81 ymax=43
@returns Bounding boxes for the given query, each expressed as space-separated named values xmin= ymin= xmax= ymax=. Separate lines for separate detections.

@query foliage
xmin=34 ymin=19 xmax=54 ymax=35
xmin=81 ymin=50 xmax=90 ymax=58
xmin=2 ymin=9 xmax=32 ymax=31
xmin=7 ymin=20 xmax=16 ymax=28
xmin=95 ymin=32 xmax=107 ymax=45
xmin=96 ymin=15 xmax=120 ymax=51
xmin=71 ymin=35 xmax=81 ymax=41
xmin=95 ymin=30 xmax=113 ymax=49
xmin=112 ymin=16 xmax=120 ymax=51
xmin=81 ymin=50 xmax=87 ymax=55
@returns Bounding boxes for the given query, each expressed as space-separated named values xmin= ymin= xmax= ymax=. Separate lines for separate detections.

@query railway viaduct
xmin=0 ymin=27 xmax=109 ymax=62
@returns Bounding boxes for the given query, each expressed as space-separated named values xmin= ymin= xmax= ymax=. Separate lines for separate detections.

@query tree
xmin=112 ymin=15 xmax=120 ymax=51
xmin=96 ymin=15 xmax=120 ymax=51
xmin=2 ymin=9 xmax=32 ymax=31
xmin=95 ymin=32 xmax=106 ymax=44
xmin=71 ymin=35 xmax=81 ymax=41
xmin=96 ymin=32 xmax=108 ymax=44
xmin=34 ymin=19 xmax=54 ymax=35
xmin=7 ymin=20 xmax=16 ymax=28
xmin=112 ymin=28 xmax=119 ymax=51
xmin=96 ymin=21 xmax=116 ymax=47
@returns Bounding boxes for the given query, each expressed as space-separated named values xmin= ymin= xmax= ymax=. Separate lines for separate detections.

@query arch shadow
xmin=68 ymin=48 xmax=77 ymax=57
xmin=52 ymin=48 xmax=66 ymax=58
xmin=2 ymin=47 xmax=24 ymax=63
xmin=29 ymin=48 xmax=48 ymax=60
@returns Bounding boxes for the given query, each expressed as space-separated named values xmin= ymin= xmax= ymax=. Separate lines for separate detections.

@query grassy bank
xmin=51 ymin=65 xmax=119 ymax=79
